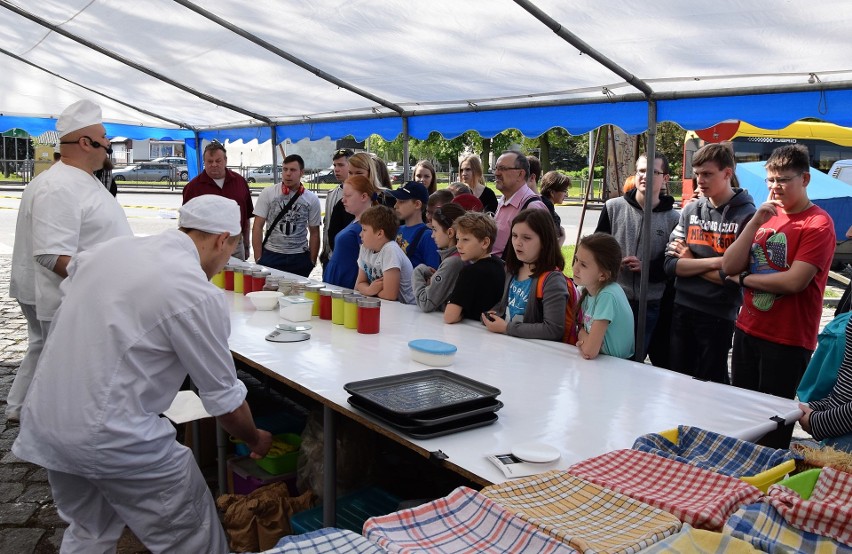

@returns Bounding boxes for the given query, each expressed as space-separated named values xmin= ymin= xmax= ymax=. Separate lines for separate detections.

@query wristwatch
xmin=739 ymin=271 xmax=750 ymax=288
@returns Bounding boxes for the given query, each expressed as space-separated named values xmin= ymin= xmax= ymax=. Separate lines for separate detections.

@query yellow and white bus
xmin=681 ymin=120 xmax=852 ymax=202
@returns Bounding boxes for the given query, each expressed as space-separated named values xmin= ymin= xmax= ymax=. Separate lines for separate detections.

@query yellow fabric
xmin=482 ymin=470 xmax=681 ymax=553
xmin=642 ymin=524 xmax=760 ymax=553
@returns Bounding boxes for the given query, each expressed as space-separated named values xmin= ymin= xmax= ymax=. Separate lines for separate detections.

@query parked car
xmin=307 ymin=167 xmax=338 ymax=184
xmin=111 ymin=162 xmax=175 ymax=182
xmin=246 ymin=164 xmax=280 ymax=183
xmin=151 ymin=156 xmax=189 ymax=180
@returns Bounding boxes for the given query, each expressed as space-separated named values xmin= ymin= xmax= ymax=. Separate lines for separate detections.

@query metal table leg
xmin=323 ymin=405 xmax=337 ymax=527
xmin=217 ymin=420 xmax=228 ymax=496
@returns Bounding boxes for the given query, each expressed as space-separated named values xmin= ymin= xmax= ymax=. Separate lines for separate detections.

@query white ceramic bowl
xmin=247 ymin=291 xmax=284 ymax=310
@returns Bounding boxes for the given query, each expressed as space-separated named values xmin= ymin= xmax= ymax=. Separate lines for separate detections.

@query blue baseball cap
xmin=389 ymin=181 xmax=429 ymax=204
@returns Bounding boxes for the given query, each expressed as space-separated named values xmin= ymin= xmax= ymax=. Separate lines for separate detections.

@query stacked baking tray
xmin=344 ymin=369 xmax=502 ymax=439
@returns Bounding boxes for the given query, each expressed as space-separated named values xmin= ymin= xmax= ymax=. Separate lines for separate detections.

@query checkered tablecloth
xmin=566 ymin=449 xmax=762 ymax=531
xmin=632 ymin=425 xmax=798 ymax=478
xmin=363 ymin=486 xmax=576 ymax=553
xmin=724 ymin=501 xmax=852 ymax=552
xmin=765 ymin=466 xmax=852 ymax=547
xmin=262 ymin=527 xmax=387 ymax=554
xmin=481 ymin=470 xmax=680 ymax=553
xmin=638 ymin=523 xmax=761 ymax=553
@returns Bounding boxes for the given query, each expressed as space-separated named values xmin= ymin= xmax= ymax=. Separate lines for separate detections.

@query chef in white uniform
xmin=6 ymin=99 xmax=131 ymax=422
xmin=13 ymin=195 xmax=272 ymax=553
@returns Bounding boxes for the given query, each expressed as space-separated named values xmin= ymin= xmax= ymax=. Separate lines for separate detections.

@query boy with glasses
xmin=723 ymin=144 xmax=835 ymax=445
xmin=596 ymin=153 xmax=679 ymax=360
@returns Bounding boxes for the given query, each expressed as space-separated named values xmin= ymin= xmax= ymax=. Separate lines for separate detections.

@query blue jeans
xmin=258 ymin=249 xmax=314 ymax=277
xmin=823 ymin=433 xmax=852 ymax=453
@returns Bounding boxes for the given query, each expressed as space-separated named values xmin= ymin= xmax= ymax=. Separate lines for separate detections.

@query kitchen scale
xmin=265 ymin=329 xmax=310 ymax=343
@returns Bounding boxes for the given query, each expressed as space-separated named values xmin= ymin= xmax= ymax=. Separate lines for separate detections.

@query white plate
xmin=511 ymin=441 xmax=561 ymax=463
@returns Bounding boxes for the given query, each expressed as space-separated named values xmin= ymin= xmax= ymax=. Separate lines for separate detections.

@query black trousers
xmin=731 ymin=328 xmax=813 ymax=449
xmin=669 ymin=304 xmax=735 ymax=384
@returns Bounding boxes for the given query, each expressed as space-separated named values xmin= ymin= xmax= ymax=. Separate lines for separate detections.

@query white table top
xmin=227 ymin=288 xmax=801 ymax=485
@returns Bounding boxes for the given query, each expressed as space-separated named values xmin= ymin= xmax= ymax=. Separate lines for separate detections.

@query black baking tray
xmin=348 ymin=396 xmax=499 ymax=439
xmin=348 ymin=394 xmax=503 ymax=427
xmin=343 ymin=369 xmax=501 ymax=418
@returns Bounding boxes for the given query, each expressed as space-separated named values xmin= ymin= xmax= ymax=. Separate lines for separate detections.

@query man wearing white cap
xmin=6 ymin=99 xmax=131 ymax=422
xmin=14 ymin=195 xmax=272 ymax=553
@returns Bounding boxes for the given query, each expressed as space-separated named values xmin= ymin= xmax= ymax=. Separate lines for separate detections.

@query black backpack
xmin=521 ymin=195 xmax=561 ymax=230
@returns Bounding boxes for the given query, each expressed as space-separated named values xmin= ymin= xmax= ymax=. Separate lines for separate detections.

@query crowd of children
xmin=324 ymin=141 xmax=841 ymax=450
xmin=325 ymin=155 xmax=638 ymax=363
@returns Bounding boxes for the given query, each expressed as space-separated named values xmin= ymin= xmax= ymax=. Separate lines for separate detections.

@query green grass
xmin=561 ymin=244 xmax=575 ymax=277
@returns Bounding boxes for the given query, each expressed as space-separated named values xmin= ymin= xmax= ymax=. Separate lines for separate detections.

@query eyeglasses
xmin=636 ymin=169 xmax=666 ymax=176
xmin=765 ymin=173 xmax=803 ymax=186
xmin=495 ymin=165 xmax=522 ymax=172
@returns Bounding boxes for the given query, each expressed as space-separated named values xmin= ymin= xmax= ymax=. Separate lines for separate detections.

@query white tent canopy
xmin=2 ymin=0 xmax=852 ymax=143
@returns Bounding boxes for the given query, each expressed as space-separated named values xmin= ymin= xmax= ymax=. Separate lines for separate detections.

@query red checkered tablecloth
xmin=767 ymin=467 xmax=852 ymax=546
xmin=566 ymin=449 xmax=762 ymax=531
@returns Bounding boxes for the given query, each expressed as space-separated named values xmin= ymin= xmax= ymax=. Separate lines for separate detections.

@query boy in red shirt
xmin=723 ymin=144 xmax=835 ymax=445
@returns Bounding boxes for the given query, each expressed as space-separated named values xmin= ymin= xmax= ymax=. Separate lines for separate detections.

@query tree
xmin=653 ymin=122 xmax=685 ymax=179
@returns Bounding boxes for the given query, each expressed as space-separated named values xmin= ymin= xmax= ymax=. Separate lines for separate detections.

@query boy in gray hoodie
xmin=596 ymin=153 xmax=680 ymax=356
xmin=664 ymin=144 xmax=756 ymax=384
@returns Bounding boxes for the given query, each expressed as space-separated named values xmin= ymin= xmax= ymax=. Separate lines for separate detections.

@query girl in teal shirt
xmin=572 ymin=233 xmax=635 ymax=359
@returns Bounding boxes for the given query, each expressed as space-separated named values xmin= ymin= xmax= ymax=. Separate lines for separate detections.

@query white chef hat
xmin=179 ymin=196 xmax=241 ymax=236
xmin=56 ymin=100 xmax=103 ymax=138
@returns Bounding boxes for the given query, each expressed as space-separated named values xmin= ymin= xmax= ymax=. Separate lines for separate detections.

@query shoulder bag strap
xmin=262 ymin=189 xmax=303 ymax=248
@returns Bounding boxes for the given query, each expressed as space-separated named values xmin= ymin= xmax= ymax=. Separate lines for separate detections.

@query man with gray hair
xmin=14 ymin=195 xmax=271 ymax=553
xmin=6 ymin=99 xmax=131 ymax=422
xmin=492 ymin=150 xmax=548 ymax=258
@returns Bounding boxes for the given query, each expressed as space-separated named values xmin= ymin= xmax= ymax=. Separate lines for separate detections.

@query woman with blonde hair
xmin=348 ymin=152 xmax=395 ymax=207
xmin=459 ymin=154 xmax=498 ymax=213
xmin=348 ymin=152 xmax=384 ymax=191
xmin=413 ymin=160 xmax=438 ymax=194
xmin=323 ymin=175 xmax=381 ymax=288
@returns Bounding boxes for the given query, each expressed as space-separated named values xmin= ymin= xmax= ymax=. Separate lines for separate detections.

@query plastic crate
xmin=290 ymin=487 xmax=401 ymax=534
xmin=230 ymin=410 xmax=307 ymax=456
xmin=227 ymin=456 xmax=298 ymax=496
xmin=776 ymin=468 xmax=822 ymax=500
xmin=255 ymin=433 xmax=301 ymax=475
xmin=658 ymin=428 xmax=795 ymax=492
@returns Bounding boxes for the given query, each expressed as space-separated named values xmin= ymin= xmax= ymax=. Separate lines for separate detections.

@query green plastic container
xmin=255 ymin=433 xmax=301 ymax=475
xmin=777 ymin=468 xmax=821 ymax=500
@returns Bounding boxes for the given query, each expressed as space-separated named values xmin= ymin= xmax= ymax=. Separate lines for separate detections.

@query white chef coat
xmin=14 ymin=229 xmax=247 ymax=478
xmin=10 ymin=165 xmax=50 ymax=305
xmin=30 ymin=161 xmax=132 ymax=321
